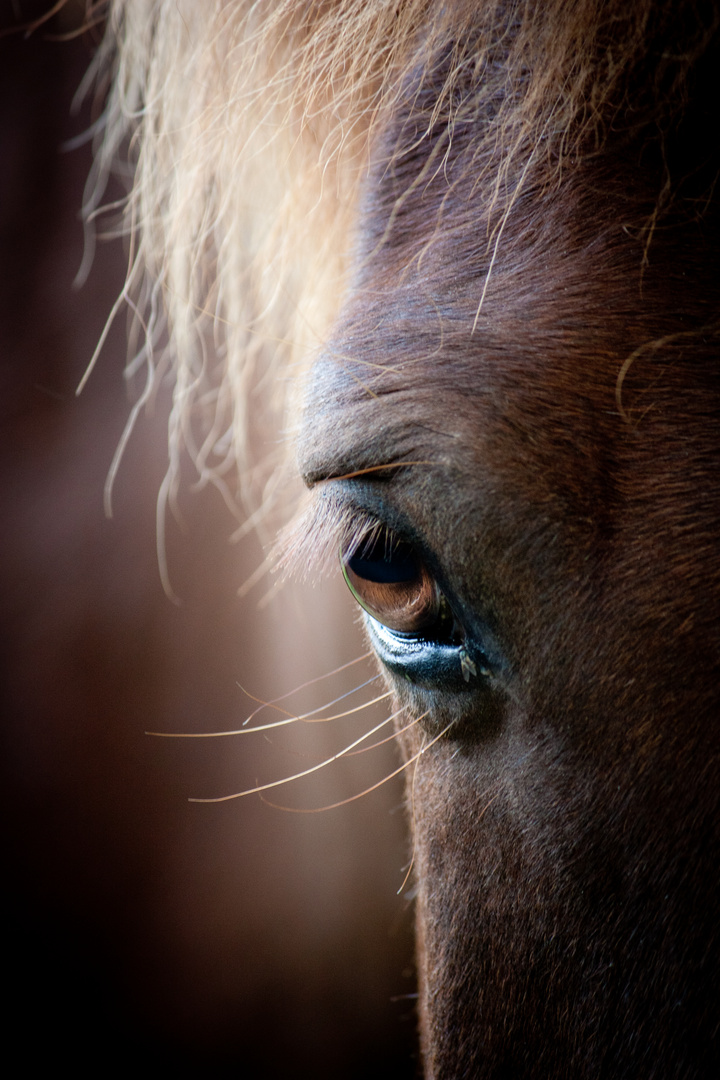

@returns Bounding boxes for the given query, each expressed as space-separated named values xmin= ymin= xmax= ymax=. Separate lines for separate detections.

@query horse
xmin=94 ymin=1 xmax=720 ymax=1075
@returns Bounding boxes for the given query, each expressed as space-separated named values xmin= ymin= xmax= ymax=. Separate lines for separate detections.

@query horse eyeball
xmin=341 ymin=531 xmax=441 ymax=634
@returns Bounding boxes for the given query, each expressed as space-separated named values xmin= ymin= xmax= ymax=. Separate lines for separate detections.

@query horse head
xmin=96 ymin=1 xmax=720 ymax=1074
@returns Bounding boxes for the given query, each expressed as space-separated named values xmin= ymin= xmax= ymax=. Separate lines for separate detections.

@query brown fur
xmin=96 ymin=1 xmax=720 ymax=1075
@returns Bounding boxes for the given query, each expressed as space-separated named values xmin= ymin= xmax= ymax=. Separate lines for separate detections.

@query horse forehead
xmin=298 ymin=268 xmax=617 ymax=489
xmin=298 ymin=348 xmax=476 ymax=484
xmin=300 ymin=198 xmax=638 ymax=482
xmin=299 ymin=151 xmax=714 ymax=489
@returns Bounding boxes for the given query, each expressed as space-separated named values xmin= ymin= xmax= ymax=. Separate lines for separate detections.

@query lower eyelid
xmin=365 ymin=615 xmax=482 ymax=692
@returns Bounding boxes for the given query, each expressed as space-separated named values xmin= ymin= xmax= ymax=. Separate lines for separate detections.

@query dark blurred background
xmin=0 ymin=3 xmax=417 ymax=1074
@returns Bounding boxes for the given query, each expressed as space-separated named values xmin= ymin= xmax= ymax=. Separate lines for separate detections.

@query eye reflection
xmin=341 ymin=528 xmax=451 ymax=637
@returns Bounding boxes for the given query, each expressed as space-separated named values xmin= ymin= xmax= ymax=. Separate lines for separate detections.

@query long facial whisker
xmin=187 ymin=703 xmax=410 ymax=803
xmin=236 ymin=678 xmax=387 ymax=733
xmin=241 ymin=652 xmax=375 ymax=721
xmin=238 ymin=650 xmax=375 ymax=723
xmin=276 ymin=706 xmax=418 ymax=764
xmin=148 ymin=686 xmax=390 ymax=738
xmin=345 ymin=712 xmax=423 ymax=754
xmin=301 ymin=691 xmax=392 ymax=723
xmin=251 ymin=691 xmax=395 ymax=750
xmin=282 ymin=675 xmax=382 ymax=722
xmin=149 ymin=688 xmax=391 ymax=741
xmin=237 ymin=674 xmax=381 ymax=727
xmin=257 ymin=712 xmax=458 ymax=813
xmin=397 ymin=732 xmax=425 ymax=895
xmin=146 ymin=655 xmax=379 ymax=737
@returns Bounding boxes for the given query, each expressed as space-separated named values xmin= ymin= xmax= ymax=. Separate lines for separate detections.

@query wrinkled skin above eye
xmin=341 ymin=530 xmax=451 ymax=637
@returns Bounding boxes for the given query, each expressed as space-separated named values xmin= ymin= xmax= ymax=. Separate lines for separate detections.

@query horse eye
xmin=341 ymin=529 xmax=444 ymax=635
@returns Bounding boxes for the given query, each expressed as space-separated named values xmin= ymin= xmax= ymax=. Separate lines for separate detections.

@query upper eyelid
xmin=277 ymin=484 xmax=387 ymax=581
xmin=280 ymin=478 xmax=442 ymax=594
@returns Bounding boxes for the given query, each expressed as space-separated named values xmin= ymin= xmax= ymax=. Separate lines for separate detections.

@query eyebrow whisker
xmin=319 ymin=460 xmax=435 ymax=483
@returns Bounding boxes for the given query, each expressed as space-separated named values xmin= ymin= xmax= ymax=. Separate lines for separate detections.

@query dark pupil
xmin=347 ymin=536 xmax=418 ymax=584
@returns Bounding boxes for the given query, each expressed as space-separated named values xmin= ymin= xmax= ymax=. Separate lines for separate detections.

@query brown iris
xmin=341 ymin=530 xmax=443 ymax=635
